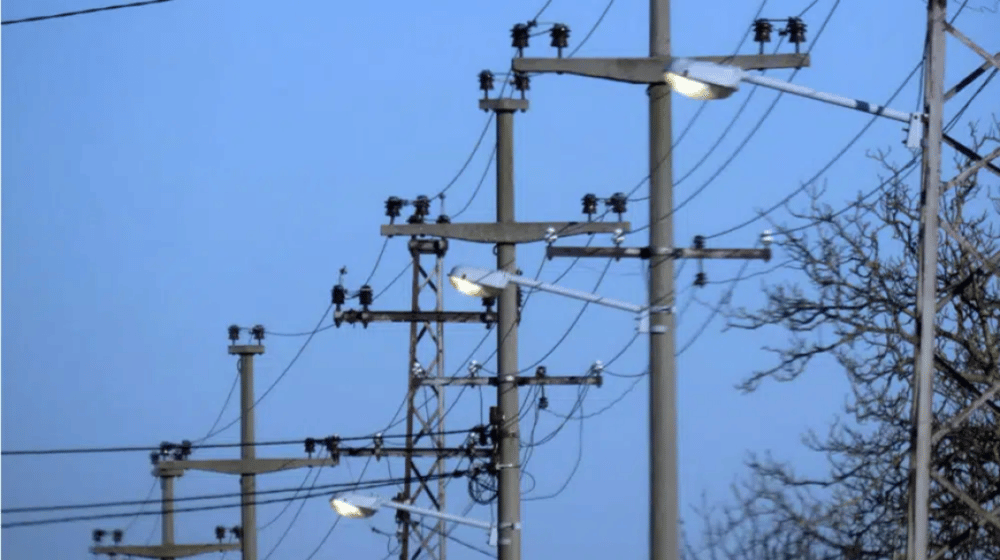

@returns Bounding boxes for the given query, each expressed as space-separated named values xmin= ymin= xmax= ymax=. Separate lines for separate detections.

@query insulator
xmin=512 ymin=72 xmax=530 ymax=93
xmin=536 ymin=366 xmax=547 ymax=377
xmin=591 ymin=360 xmax=604 ymax=375
xmin=93 ymin=529 xmax=106 ymax=543
xmin=607 ymin=192 xmax=627 ymax=215
xmin=413 ymin=195 xmax=431 ymax=216
xmin=331 ymin=284 xmax=347 ymax=305
xmin=781 ymin=17 xmax=806 ymax=51
xmin=150 ymin=450 xmax=160 ymax=465
xmin=538 ymin=395 xmax=549 ymax=410
xmin=511 ymin=23 xmax=530 ymax=50
xmin=323 ymin=435 xmax=340 ymax=454
xmin=227 ymin=325 xmax=240 ymax=342
xmin=231 ymin=526 xmax=243 ymax=540
xmin=482 ymin=295 xmax=496 ymax=308
xmin=251 ymin=325 xmax=264 ymax=342
xmin=761 ymin=229 xmax=774 ymax=246
xmin=752 ymin=19 xmax=772 ymax=44
xmin=160 ymin=441 xmax=174 ymax=456
xmin=478 ymin=70 xmax=495 ymax=92
xmin=112 ymin=530 xmax=123 ymax=544
xmin=304 ymin=437 xmax=316 ymax=454
xmin=693 ymin=235 xmax=706 ymax=249
xmin=384 ymin=196 xmax=403 ymax=218
xmin=582 ymin=193 xmax=599 ymax=215
xmin=436 ymin=214 xmax=451 ymax=224
xmin=180 ymin=440 xmax=192 ymax=458
xmin=358 ymin=285 xmax=374 ymax=307
xmin=695 ymin=272 xmax=707 ymax=287
xmin=549 ymin=24 xmax=570 ymax=53
xmin=215 ymin=526 xmax=226 ymax=541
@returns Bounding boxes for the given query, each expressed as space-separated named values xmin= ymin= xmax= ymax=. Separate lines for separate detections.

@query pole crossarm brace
xmin=942 ymin=136 xmax=1000 ymax=178
xmin=414 ymin=375 xmax=603 ymax=387
xmin=546 ymin=245 xmax=772 ymax=261
xmin=381 ymin=221 xmax=630 ymax=244
xmin=334 ymin=310 xmax=496 ymax=325
xmin=943 ymin=22 xmax=1000 ymax=73
xmin=930 ymin=472 xmax=1000 ymax=532
xmin=90 ymin=543 xmax=240 ymax=558
xmin=511 ymin=54 xmax=810 ymax=84
xmin=154 ymin=457 xmax=339 ymax=476
xmin=945 ymin=51 xmax=1000 ymax=101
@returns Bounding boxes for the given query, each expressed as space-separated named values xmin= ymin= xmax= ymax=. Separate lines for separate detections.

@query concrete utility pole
xmin=232 ymin=334 xmax=265 ymax=560
xmin=491 ymin=96 xmax=525 ymax=560
xmin=512 ymin=3 xmax=806 ymax=559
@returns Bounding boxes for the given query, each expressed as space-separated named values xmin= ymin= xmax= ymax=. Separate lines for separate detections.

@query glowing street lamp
xmin=448 ymin=265 xmax=662 ymax=331
xmin=330 ymin=493 xmax=499 ymax=546
xmin=664 ymin=57 xmax=924 ymax=149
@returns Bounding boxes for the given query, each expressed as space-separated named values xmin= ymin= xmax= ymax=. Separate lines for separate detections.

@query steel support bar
xmin=381 ymin=221 xmax=630 ymax=243
xmin=334 ymin=310 xmax=496 ymax=325
xmin=511 ymin=54 xmax=810 ymax=84
xmin=546 ymin=245 xmax=771 ymax=261
xmin=944 ymin=22 xmax=1000 ymax=72
xmin=942 ymin=135 xmax=1000 ymax=178
xmin=90 ymin=544 xmax=241 ymax=559
xmin=413 ymin=375 xmax=603 ymax=387
xmin=944 ymin=51 xmax=1000 ymax=101
xmin=930 ymin=472 xmax=1000 ymax=532
xmin=931 ymin=380 xmax=1000 ymax=445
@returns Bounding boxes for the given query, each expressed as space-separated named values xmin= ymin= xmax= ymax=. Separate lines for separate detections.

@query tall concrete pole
xmin=649 ymin=1 xmax=679 ymax=560
xmin=230 ymin=337 xmax=265 ymax=560
xmin=494 ymin=100 xmax=523 ymax=560
xmin=161 ymin=475 xmax=175 ymax=560
xmin=909 ymin=1 xmax=946 ymax=559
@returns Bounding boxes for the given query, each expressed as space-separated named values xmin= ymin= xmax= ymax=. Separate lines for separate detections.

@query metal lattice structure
xmin=399 ymin=237 xmax=449 ymax=560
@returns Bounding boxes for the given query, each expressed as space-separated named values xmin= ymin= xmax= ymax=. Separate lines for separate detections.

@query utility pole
xmin=89 ymin=457 xmax=240 ymax=559
xmin=370 ymin=71 xmax=625 ymax=560
xmin=511 ymin=5 xmax=807 ymax=559
xmin=232 ymin=329 xmax=264 ymax=560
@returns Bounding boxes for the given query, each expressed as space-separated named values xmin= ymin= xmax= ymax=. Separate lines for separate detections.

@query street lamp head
xmin=330 ymin=494 xmax=380 ymax=519
xmin=664 ymin=58 xmax=742 ymax=100
xmin=448 ymin=266 xmax=509 ymax=298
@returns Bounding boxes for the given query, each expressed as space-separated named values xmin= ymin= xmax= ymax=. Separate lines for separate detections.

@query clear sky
xmin=2 ymin=0 xmax=996 ymax=559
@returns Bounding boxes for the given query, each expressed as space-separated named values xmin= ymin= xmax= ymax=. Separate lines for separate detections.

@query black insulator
xmin=753 ymin=19 xmax=773 ymax=44
xmin=112 ymin=530 xmax=123 ymax=544
xmin=160 ymin=441 xmax=174 ymax=456
xmin=251 ymin=325 xmax=264 ymax=342
xmin=93 ymin=529 xmax=106 ymax=543
xmin=781 ymin=17 xmax=807 ymax=51
xmin=512 ymin=72 xmax=530 ymax=93
xmin=511 ymin=23 xmax=530 ymax=52
xmin=413 ymin=195 xmax=431 ymax=215
xmin=481 ymin=295 xmax=496 ymax=309
xmin=536 ymin=366 xmax=547 ymax=377
xmin=436 ymin=214 xmax=451 ymax=224
xmin=323 ymin=435 xmax=340 ymax=454
xmin=305 ymin=437 xmax=316 ymax=454
xmin=582 ymin=193 xmax=599 ymax=216
xmin=180 ymin=440 xmax=192 ymax=458
xmin=215 ymin=526 xmax=226 ymax=541
xmin=550 ymin=24 xmax=570 ymax=56
xmin=694 ymin=272 xmax=708 ymax=287
xmin=539 ymin=395 xmax=549 ymax=410
xmin=358 ymin=285 xmax=374 ymax=307
xmin=478 ymin=70 xmax=495 ymax=93
xmin=693 ymin=235 xmax=706 ymax=249
xmin=607 ymin=192 xmax=627 ymax=215
xmin=231 ymin=526 xmax=243 ymax=540
xmin=150 ymin=450 xmax=160 ymax=465
xmin=385 ymin=196 xmax=403 ymax=218
xmin=332 ymin=284 xmax=347 ymax=305
xmin=227 ymin=325 xmax=240 ymax=342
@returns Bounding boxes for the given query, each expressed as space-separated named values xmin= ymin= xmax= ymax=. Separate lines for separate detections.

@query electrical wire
xmin=415 ymin=520 xmax=494 ymax=557
xmin=2 ymin=0 xmax=172 ymax=25
xmin=2 ymin=472 xmax=468 ymax=528
xmin=566 ymin=0 xmax=616 ymax=58
xmin=258 ymin=470 xmax=314 ymax=531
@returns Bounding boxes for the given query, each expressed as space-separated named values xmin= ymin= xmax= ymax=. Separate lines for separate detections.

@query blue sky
xmin=2 ymin=0 xmax=997 ymax=558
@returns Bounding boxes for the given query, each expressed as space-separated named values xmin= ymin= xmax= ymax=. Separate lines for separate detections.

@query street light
xmin=330 ymin=493 xmax=499 ymax=546
xmin=664 ymin=57 xmax=924 ymax=149
xmin=448 ymin=265 xmax=662 ymax=331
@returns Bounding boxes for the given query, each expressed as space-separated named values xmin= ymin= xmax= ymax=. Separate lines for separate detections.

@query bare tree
xmin=687 ymin=121 xmax=1000 ymax=560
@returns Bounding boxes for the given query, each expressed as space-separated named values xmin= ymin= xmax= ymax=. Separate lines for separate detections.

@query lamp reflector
xmin=664 ymin=58 xmax=742 ymax=100
xmin=330 ymin=495 xmax=379 ymax=519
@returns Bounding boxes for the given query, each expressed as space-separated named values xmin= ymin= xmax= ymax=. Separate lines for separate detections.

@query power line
xmin=2 ymin=0 xmax=173 ymax=25
xmin=566 ymin=0 xmax=616 ymax=58
xmin=2 ymin=471 xmax=469 ymax=529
